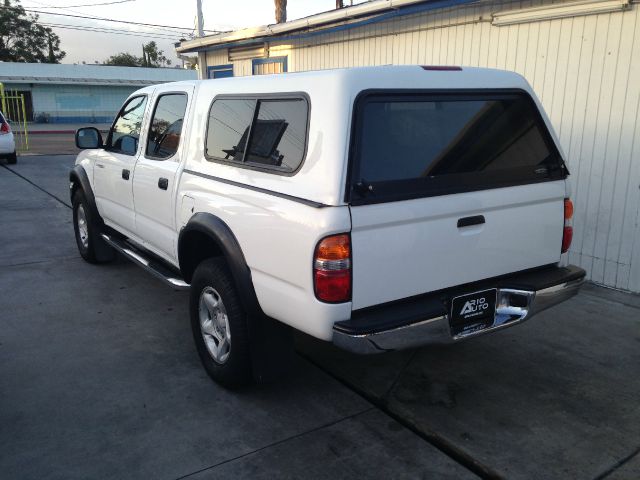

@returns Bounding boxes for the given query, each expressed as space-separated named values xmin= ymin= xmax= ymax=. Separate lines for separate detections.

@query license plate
xmin=450 ymin=288 xmax=497 ymax=337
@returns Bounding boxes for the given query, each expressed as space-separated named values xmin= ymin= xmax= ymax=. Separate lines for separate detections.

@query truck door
xmin=93 ymin=95 xmax=148 ymax=236
xmin=132 ymin=88 xmax=192 ymax=260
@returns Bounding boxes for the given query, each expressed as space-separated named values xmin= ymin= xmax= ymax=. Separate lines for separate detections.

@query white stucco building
xmin=0 ymin=63 xmax=196 ymax=123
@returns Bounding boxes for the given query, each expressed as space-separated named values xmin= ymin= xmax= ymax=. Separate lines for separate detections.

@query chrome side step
xmin=101 ymin=233 xmax=190 ymax=290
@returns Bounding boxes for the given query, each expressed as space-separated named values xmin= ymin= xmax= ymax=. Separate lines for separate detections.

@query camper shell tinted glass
xmin=205 ymin=94 xmax=309 ymax=175
xmin=347 ymin=90 xmax=567 ymax=205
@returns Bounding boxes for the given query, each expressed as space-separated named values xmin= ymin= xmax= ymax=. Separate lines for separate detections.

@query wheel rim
xmin=198 ymin=286 xmax=231 ymax=364
xmin=76 ymin=204 xmax=89 ymax=248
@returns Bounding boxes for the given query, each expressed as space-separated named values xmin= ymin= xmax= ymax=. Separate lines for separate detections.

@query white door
xmin=93 ymin=95 xmax=149 ymax=235
xmin=133 ymin=90 xmax=192 ymax=259
xmin=347 ymin=91 xmax=568 ymax=309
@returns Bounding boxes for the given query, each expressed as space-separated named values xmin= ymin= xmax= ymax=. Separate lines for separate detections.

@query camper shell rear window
xmin=347 ymin=89 xmax=567 ymax=205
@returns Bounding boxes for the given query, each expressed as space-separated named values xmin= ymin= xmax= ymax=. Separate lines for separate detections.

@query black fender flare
xmin=178 ymin=212 xmax=263 ymax=317
xmin=69 ymin=164 xmax=115 ymax=261
xmin=69 ymin=164 xmax=103 ymax=226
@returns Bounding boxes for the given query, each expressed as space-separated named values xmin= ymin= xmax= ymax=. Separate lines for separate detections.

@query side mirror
xmin=75 ymin=127 xmax=103 ymax=149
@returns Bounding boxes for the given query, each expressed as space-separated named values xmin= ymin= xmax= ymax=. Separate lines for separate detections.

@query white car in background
xmin=0 ymin=111 xmax=17 ymax=164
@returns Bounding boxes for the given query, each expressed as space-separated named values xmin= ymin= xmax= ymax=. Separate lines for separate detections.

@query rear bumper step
xmin=101 ymin=233 xmax=190 ymax=290
xmin=332 ymin=265 xmax=586 ymax=354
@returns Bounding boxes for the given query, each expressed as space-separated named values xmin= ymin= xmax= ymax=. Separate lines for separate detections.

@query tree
xmin=142 ymin=41 xmax=171 ymax=67
xmin=105 ymin=42 xmax=172 ymax=68
xmin=104 ymin=52 xmax=141 ymax=67
xmin=0 ymin=0 xmax=65 ymax=63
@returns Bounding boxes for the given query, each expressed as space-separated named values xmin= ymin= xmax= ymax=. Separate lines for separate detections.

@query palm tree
xmin=275 ymin=0 xmax=286 ymax=23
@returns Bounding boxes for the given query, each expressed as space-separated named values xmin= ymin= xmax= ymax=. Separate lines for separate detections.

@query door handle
xmin=158 ymin=177 xmax=169 ymax=190
xmin=122 ymin=169 xmax=130 ymax=180
xmin=96 ymin=163 xmax=105 ymax=169
xmin=457 ymin=215 xmax=485 ymax=228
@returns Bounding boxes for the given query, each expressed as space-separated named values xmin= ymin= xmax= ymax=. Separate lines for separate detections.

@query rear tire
xmin=72 ymin=190 xmax=114 ymax=264
xmin=7 ymin=152 xmax=16 ymax=164
xmin=190 ymin=258 xmax=253 ymax=388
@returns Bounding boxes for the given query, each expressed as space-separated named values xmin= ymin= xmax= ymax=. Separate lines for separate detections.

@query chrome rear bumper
xmin=332 ymin=267 xmax=585 ymax=354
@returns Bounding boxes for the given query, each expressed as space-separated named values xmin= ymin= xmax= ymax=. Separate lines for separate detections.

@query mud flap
xmin=249 ymin=314 xmax=295 ymax=384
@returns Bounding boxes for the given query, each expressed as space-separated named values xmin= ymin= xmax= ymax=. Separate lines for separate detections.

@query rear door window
xmin=349 ymin=91 xmax=566 ymax=204
xmin=205 ymin=96 xmax=308 ymax=174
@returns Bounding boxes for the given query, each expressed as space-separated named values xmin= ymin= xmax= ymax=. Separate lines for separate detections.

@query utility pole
xmin=196 ymin=0 xmax=205 ymax=37
xmin=47 ymin=32 xmax=55 ymax=63
xmin=275 ymin=0 xmax=287 ymax=23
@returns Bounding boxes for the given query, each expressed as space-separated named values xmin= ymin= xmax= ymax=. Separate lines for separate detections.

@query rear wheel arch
xmin=180 ymin=213 xmax=294 ymax=384
xmin=178 ymin=213 xmax=262 ymax=317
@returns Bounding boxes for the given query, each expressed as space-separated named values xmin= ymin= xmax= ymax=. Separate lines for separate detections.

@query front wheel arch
xmin=69 ymin=165 xmax=102 ymax=226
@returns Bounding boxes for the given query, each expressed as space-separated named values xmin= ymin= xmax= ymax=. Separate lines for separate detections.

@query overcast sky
xmin=21 ymin=0 xmax=347 ymax=65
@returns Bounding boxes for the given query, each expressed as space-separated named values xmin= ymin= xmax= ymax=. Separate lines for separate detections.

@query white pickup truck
xmin=71 ymin=65 xmax=585 ymax=387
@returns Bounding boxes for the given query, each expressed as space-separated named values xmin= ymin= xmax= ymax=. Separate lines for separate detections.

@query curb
xmin=15 ymin=130 xmax=110 ymax=135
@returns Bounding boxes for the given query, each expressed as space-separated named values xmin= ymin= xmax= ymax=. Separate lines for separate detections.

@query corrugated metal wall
xmin=204 ymin=0 xmax=640 ymax=293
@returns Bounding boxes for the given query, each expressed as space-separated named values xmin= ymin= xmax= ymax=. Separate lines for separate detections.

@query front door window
xmin=106 ymin=96 xmax=147 ymax=155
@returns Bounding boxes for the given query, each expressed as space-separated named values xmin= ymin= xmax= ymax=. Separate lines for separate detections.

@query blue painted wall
xmin=3 ymin=83 xmax=139 ymax=124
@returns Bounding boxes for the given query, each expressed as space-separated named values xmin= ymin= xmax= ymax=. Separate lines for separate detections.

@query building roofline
xmin=176 ymin=0 xmax=475 ymax=54
xmin=0 ymin=62 xmax=197 ymax=85
xmin=0 ymin=76 xmax=158 ymax=87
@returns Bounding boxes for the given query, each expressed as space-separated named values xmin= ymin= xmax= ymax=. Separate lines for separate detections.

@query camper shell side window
xmin=204 ymin=93 xmax=310 ymax=176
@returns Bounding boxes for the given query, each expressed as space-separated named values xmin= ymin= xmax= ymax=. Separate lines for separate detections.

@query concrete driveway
xmin=1 ymin=155 xmax=639 ymax=479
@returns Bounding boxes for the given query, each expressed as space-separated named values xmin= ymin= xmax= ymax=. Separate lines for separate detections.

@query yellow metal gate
xmin=0 ymin=83 xmax=29 ymax=153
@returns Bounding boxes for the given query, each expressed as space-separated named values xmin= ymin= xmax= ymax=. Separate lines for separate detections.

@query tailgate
xmin=347 ymin=90 xmax=567 ymax=310
xmin=350 ymin=182 xmax=564 ymax=309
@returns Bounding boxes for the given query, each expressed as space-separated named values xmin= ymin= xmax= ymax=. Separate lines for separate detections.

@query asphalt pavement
xmin=1 ymin=153 xmax=639 ymax=480
xmin=14 ymin=124 xmax=110 ymax=156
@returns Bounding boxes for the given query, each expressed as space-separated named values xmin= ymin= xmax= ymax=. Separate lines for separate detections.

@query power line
xmin=39 ymin=22 xmax=185 ymax=40
xmin=29 ymin=0 xmax=135 ymax=8
xmin=25 ymin=0 xmax=198 ymax=36
xmin=1 ymin=4 xmax=223 ymax=34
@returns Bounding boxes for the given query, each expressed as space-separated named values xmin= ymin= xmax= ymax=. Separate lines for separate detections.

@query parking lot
xmin=1 ymin=153 xmax=639 ymax=479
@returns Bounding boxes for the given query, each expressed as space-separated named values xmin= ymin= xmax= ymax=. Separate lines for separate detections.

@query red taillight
xmin=562 ymin=227 xmax=573 ymax=254
xmin=0 ymin=122 xmax=9 ymax=134
xmin=562 ymin=198 xmax=574 ymax=253
xmin=314 ymin=234 xmax=351 ymax=303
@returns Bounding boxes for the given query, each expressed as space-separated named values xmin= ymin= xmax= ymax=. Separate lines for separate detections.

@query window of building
xmin=208 ymin=64 xmax=234 ymax=79
xmin=205 ymin=95 xmax=308 ymax=174
xmin=145 ymin=93 xmax=188 ymax=160
xmin=252 ymin=57 xmax=287 ymax=75
xmin=106 ymin=95 xmax=147 ymax=156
